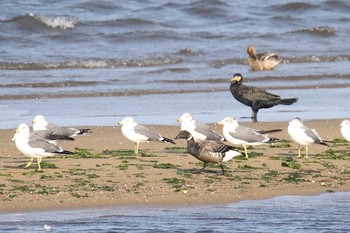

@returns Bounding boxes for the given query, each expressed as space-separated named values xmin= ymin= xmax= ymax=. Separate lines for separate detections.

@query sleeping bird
xmin=32 ymin=115 xmax=91 ymax=140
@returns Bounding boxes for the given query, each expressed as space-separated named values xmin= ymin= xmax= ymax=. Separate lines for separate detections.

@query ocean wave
xmin=211 ymin=54 xmax=350 ymax=68
xmin=2 ymin=80 xmax=350 ymax=101
xmin=210 ymin=58 xmax=248 ymax=68
xmin=0 ymin=57 xmax=183 ymax=70
xmin=111 ymin=18 xmax=154 ymax=27
xmin=269 ymin=2 xmax=318 ymax=12
xmin=159 ymin=74 xmax=350 ymax=91
xmin=3 ymin=13 xmax=78 ymax=30
xmin=28 ymin=13 xmax=78 ymax=29
xmin=105 ymin=30 xmax=188 ymax=42
xmin=0 ymin=89 xmax=216 ymax=100
xmin=91 ymin=18 xmax=155 ymax=28
xmin=147 ymin=67 xmax=191 ymax=74
xmin=176 ymin=49 xmax=205 ymax=56
xmin=292 ymin=26 xmax=336 ymax=37
xmin=183 ymin=0 xmax=230 ymax=18
xmin=1 ymin=81 xmax=98 ymax=88
xmin=324 ymin=0 xmax=350 ymax=12
xmin=284 ymin=55 xmax=350 ymax=63
xmin=241 ymin=74 xmax=350 ymax=83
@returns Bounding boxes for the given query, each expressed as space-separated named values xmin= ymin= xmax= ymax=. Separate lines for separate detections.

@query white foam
xmin=29 ymin=12 xmax=78 ymax=29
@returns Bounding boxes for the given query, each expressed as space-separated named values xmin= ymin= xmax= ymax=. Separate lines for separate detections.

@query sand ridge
xmin=1 ymin=119 xmax=350 ymax=213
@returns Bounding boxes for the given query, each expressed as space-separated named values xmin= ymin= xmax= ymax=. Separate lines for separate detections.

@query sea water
xmin=0 ymin=0 xmax=350 ymax=128
xmin=1 ymin=192 xmax=349 ymax=232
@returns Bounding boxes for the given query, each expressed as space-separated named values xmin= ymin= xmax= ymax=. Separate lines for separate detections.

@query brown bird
xmin=247 ymin=46 xmax=282 ymax=71
xmin=230 ymin=73 xmax=298 ymax=121
xmin=175 ymin=130 xmax=241 ymax=175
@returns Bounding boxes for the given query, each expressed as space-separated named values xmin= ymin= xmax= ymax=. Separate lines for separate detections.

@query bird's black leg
xmin=218 ymin=164 xmax=225 ymax=175
xmin=251 ymin=103 xmax=259 ymax=122
xmin=251 ymin=111 xmax=258 ymax=122
xmin=193 ymin=162 xmax=207 ymax=174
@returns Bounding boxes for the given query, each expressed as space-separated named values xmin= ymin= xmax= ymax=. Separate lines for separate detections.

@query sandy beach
xmin=1 ymin=118 xmax=350 ymax=213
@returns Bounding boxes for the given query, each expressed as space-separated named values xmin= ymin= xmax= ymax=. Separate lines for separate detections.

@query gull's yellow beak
xmin=177 ymin=117 xmax=183 ymax=123
xmin=117 ymin=121 xmax=123 ymax=126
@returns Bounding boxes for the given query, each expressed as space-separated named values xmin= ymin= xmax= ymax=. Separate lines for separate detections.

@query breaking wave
xmin=0 ymin=57 xmax=183 ymax=70
xmin=292 ymin=26 xmax=337 ymax=37
xmin=2 ymin=13 xmax=78 ymax=30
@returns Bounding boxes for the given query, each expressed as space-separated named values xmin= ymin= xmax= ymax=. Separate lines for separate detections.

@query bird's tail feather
xmin=266 ymin=137 xmax=280 ymax=143
xmin=223 ymin=150 xmax=242 ymax=162
xmin=319 ymin=141 xmax=330 ymax=146
xmin=62 ymin=150 xmax=75 ymax=155
xmin=279 ymin=98 xmax=298 ymax=105
xmin=78 ymin=129 xmax=92 ymax=135
xmin=47 ymin=134 xmax=75 ymax=141
xmin=257 ymin=129 xmax=282 ymax=134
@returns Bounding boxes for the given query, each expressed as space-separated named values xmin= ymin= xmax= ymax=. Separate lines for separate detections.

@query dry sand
xmin=1 ymin=119 xmax=350 ymax=213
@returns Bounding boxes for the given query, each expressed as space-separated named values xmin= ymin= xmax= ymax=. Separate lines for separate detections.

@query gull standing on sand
xmin=118 ymin=117 xmax=175 ymax=154
xmin=340 ymin=119 xmax=350 ymax=142
xmin=11 ymin=123 xmax=74 ymax=170
xmin=32 ymin=115 xmax=91 ymax=140
xmin=216 ymin=117 xmax=279 ymax=158
xmin=175 ymin=130 xmax=241 ymax=175
xmin=177 ymin=113 xmax=224 ymax=142
xmin=247 ymin=45 xmax=282 ymax=71
xmin=287 ymin=118 xmax=328 ymax=157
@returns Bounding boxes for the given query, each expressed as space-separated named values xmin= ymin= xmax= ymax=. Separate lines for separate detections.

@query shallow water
xmin=1 ymin=192 xmax=349 ymax=232
xmin=1 ymin=2 xmax=350 ymax=232
xmin=0 ymin=0 xmax=350 ymax=128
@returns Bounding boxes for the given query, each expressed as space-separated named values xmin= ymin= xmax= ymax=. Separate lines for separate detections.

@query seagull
xmin=175 ymin=130 xmax=241 ymax=175
xmin=11 ymin=123 xmax=74 ymax=170
xmin=216 ymin=117 xmax=279 ymax=158
xmin=230 ymin=73 xmax=298 ymax=121
xmin=33 ymin=129 xmax=75 ymax=142
xmin=32 ymin=115 xmax=91 ymax=140
xmin=287 ymin=118 xmax=328 ymax=157
xmin=118 ymin=117 xmax=175 ymax=154
xmin=340 ymin=120 xmax=350 ymax=142
xmin=177 ymin=113 xmax=224 ymax=142
xmin=247 ymin=46 xmax=282 ymax=71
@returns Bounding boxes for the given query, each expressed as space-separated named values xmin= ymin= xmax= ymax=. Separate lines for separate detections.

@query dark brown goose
xmin=175 ymin=130 xmax=241 ymax=175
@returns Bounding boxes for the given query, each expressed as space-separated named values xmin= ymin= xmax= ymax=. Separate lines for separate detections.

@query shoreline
xmin=1 ymin=119 xmax=350 ymax=213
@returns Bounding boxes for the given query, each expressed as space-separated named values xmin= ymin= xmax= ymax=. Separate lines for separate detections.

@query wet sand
xmin=1 ymin=119 xmax=350 ymax=213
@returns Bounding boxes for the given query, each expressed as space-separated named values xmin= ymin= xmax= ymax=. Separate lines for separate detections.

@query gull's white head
xmin=16 ymin=123 xmax=30 ymax=132
xmin=340 ymin=119 xmax=350 ymax=127
xmin=32 ymin=115 xmax=46 ymax=124
xmin=177 ymin=113 xmax=193 ymax=123
xmin=118 ymin=117 xmax=135 ymax=126
xmin=216 ymin=117 xmax=237 ymax=126
xmin=11 ymin=123 xmax=30 ymax=141
xmin=32 ymin=115 xmax=48 ymax=131
xmin=289 ymin=117 xmax=303 ymax=126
